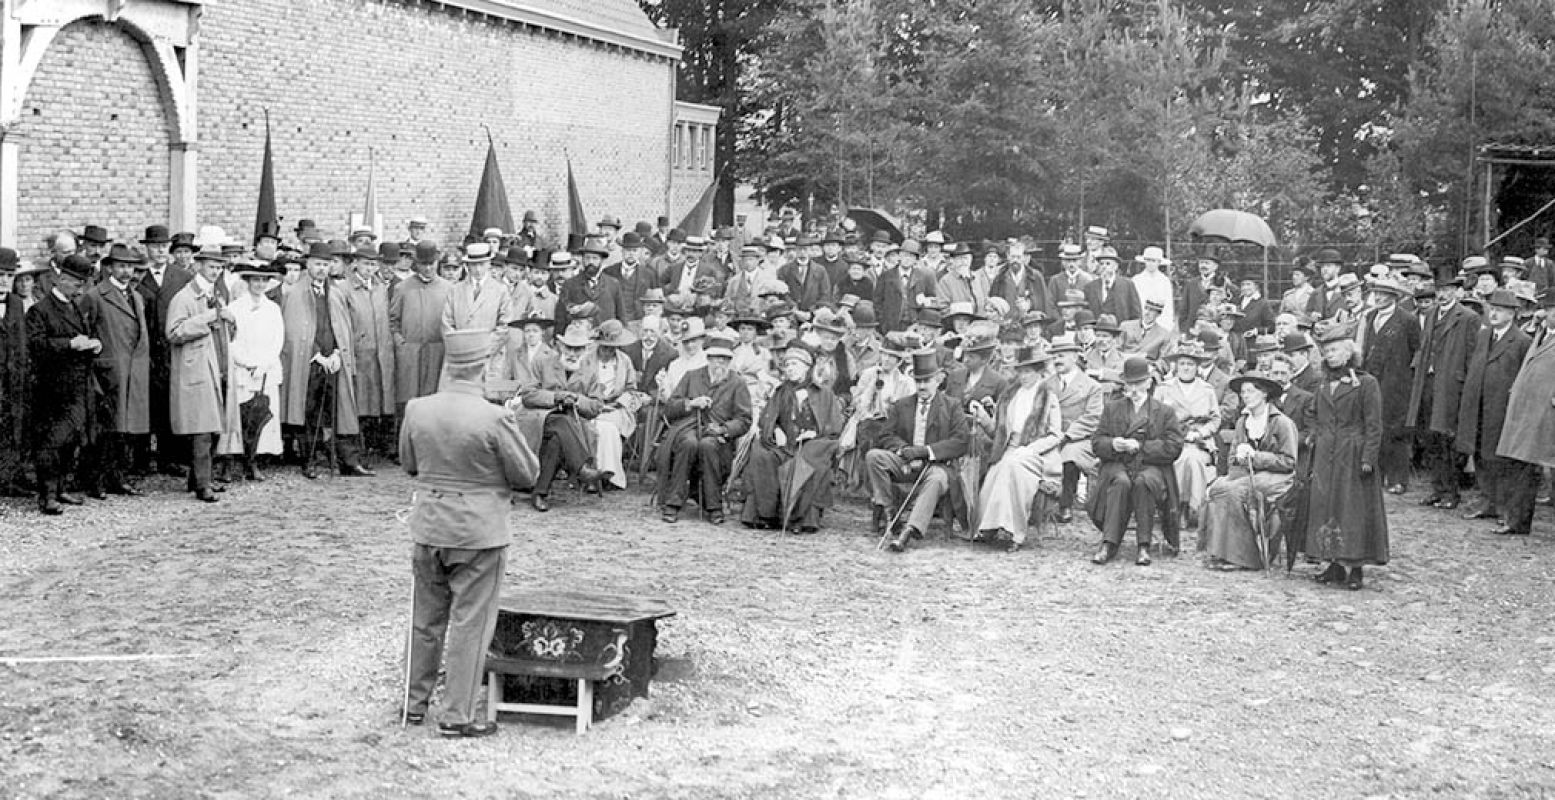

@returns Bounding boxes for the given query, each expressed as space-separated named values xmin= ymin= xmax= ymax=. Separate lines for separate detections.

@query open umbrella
xmin=846 ymin=208 xmax=904 ymax=244
xmin=1187 ymin=209 xmax=1276 ymax=248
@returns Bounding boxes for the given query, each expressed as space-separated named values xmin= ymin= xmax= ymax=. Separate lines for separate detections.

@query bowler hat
xmin=1228 ymin=372 xmax=1284 ymax=402
xmin=656 ymin=216 xmax=671 ymax=228
xmin=1486 ymin=288 xmax=1522 ymax=310
xmin=596 ymin=215 xmax=622 ymax=230
xmin=169 ymin=232 xmax=197 ymax=253
xmin=295 ymin=219 xmax=318 ymax=234
xmin=306 ymin=241 xmax=337 ymax=260
xmin=444 ymin=329 xmax=490 ymax=367
xmin=666 ymin=228 xmax=687 ymax=244
xmin=79 ymin=225 xmax=109 ymax=245
xmin=378 ymin=242 xmax=403 ymax=262
xmin=1290 ymin=259 xmax=1315 ymax=277
xmin=1281 ymin=333 xmax=1314 ymax=353
xmin=414 ymin=240 xmax=440 ymax=265
xmin=1093 ymin=314 xmax=1122 ymax=335
xmin=1313 ymin=248 xmax=1343 ymax=265
xmin=58 ymin=254 xmax=95 ymax=280
xmin=911 ymin=350 xmax=943 ymax=380
xmin=822 ymin=228 xmax=846 ymax=245
xmin=914 ymin=307 xmax=943 ymax=328
xmin=353 ymin=246 xmax=380 ymax=262
xmin=0 ymin=248 xmax=17 ymax=272
xmin=1120 ymin=355 xmax=1152 ymax=384
xmin=523 ymin=210 xmax=540 ymax=224
xmin=1073 ymin=309 xmax=1097 ymax=327
xmin=104 ymin=243 xmax=145 ymax=264
xmin=850 ymin=302 xmax=879 ymax=329
xmin=140 ymin=225 xmax=170 ymax=245
xmin=620 ymin=231 xmax=645 ymax=249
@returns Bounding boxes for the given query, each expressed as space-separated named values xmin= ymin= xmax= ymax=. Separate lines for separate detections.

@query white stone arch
xmin=0 ymin=0 xmax=202 ymax=245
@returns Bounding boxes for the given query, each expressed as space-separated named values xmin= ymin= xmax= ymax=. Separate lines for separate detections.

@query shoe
xmin=211 ymin=483 xmax=227 ymax=493
xmin=244 ymin=468 xmax=266 ymax=483
xmin=660 ymin=506 xmax=678 ymax=523
xmin=707 ymin=511 xmax=724 ymax=525
xmin=1005 ymin=540 xmax=1023 ymax=553
xmin=872 ymin=504 xmax=887 ymax=534
xmin=56 ymin=493 xmax=85 ymax=506
xmin=1136 ymin=547 xmax=1152 ymax=567
xmin=1434 ymin=497 xmax=1459 ymax=510
xmin=1418 ymin=493 xmax=1443 ymax=507
xmin=1491 ymin=527 xmax=1529 ymax=536
xmin=1386 ymin=483 xmax=1406 ymax=495
xmin=889 ymin=526 xmax=919 ymax=552
xmin=340 ymin=463 xmax=376 ymax=477
xmin=1055 ymin=508 xmax=1074 ymax=524
xmin=107 ymin=484 xmax=144 ymax=497
xmin=403 ymin=712 xmax=425 ymax=726
xmin=1314 ymin=563 xmax=1345 ymax=584
xmin=437 ymin=721 xmax=498 ymax=738
xmin=301 ymin=464 xmax=320 ymax=480
xmin=38 ymin=498 xmax=62 ymax=515
xmin=531 ymin=494 xmax=550 ymax=513
xmin=1090 ymin=543 xmax=1117 ymax=565
xmin=195 ymin=489 xmax=219 ymax=503
xmin=1463 ymin=506 xmax=1498 ymax=520
xmin=575 ymin=466 xmax=603 ymax=488
xmin=1345 ymin=566 xmax=1364 ymax=591
xmin=85 ymin=487 xmax=107 ymax=500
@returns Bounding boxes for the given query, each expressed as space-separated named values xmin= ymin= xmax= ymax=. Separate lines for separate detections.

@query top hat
xmin=254 ymin=220 xmax=283 ymax=243
xmin=140 ymin=225 xmax=171 ymax=245
xmin=911 ymin=350 xmax=943 ymax=380
xmin=79 ymin=225 xmax=110 ymax=245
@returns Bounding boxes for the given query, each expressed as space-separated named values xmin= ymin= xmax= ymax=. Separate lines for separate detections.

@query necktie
xmin=124 ymin=288 xmax=137 ymax=320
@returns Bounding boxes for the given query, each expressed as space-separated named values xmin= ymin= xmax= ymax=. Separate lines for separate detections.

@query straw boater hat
xmin=1059 ymin=243 xmax=1085 ymax=261
xmin=1228 ymin=372 xmax=1284 ymax=402
xmin=463 ymin=242 xmax=495 ymax=263
xmin=548 ymin=251 xmax=574 ymax=270
xmin=1366 ymin=277 xmax=1409 ymax=298
xmin=1057 ymin=290 xmax=1088 ymax=309
xmin=1335 ymin=273 xmax=1362 ymax=292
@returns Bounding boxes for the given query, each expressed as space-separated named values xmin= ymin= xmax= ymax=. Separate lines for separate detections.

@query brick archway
xmin=0 ymin=0 xmax=202 ymax=247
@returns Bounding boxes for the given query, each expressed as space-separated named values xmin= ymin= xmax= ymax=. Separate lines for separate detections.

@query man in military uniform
xmin=400 ymin=328 xmax=538 ymax=737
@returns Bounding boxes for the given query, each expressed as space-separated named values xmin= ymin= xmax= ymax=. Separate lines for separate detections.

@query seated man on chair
xmin=1044 ymin=335 xmax=1103 ymax=523
xmin=1089 ymin=355 xmax=1184 ymax=566
xmin=656 ymin=334 xmax=752 ymax=524
xmin=515 ymin=327 xmax=605 ymax=512
xmin=865 ymin=350 xmax=971 ymax=552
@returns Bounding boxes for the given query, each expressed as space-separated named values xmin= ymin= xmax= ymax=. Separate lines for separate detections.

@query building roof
xmin=438 ymin=0 xmax=679 ymax=60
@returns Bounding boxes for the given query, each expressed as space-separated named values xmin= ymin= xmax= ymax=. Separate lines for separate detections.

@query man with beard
xmin=27 ymin=255 xmax=100 ymax=513
xmin=559 ymin=242 xmax=625 ymax=333
xmin=606 ymin=232 xmax=656 ymax=329
xmin=390 ymin=241 xmax=450 ymax=409
xmin=514 ymin=327 xmax=607 ymax=513
xmin=281 ymin=242 xmax=373 ymax=480
xmin=1305 ymin=249 xmax=1348 ymax=321
xmin=1082 ymin=248 xmax=1142 ymax=324
xmin=989 ymin=242 xmax=1051 ymax=323
xmin=78 ymin=244 xmax=151 ymax=498
xmin=656 ymin=333 xmax=752 ymax=524
xmin=663 ymin=235 xmax=719 ymax=300
xmin=1353 ymin=278 xmax=1420 ymax=495
xmin=739 ymin=346 xmax=844 ymax=532
xmin=866 ymin=351 xmax=971 ymax=552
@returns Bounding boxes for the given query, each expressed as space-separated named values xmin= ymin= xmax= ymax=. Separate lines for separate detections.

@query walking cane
xmin=394 ymin=497 xmax=416 ymax=727
xmin=876 ymin=462 xmax=931 ymax=551
xmin=695 ymin=408 xmax=706 ymax=521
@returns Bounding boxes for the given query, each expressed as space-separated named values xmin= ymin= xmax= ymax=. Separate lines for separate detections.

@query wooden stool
xmin=486 ymin=657 xmax=612 ymax=735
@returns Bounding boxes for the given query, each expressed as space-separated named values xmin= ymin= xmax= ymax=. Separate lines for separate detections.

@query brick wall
xmin=15 ymin=18 xmax=172 ymax=257
xmin=16 ymin=0 xmax=679 ymax=258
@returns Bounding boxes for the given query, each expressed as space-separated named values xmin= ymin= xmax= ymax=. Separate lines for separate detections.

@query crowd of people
xmin=4 ymin=212 xmax=1553 ymax=592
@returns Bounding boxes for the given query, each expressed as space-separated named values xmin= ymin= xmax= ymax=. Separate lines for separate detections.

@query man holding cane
xmin=399 ymin=329 xmax=537 ymax=737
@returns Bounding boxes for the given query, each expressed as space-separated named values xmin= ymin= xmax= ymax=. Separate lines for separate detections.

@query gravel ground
xmin=2 ymin=468 xmax=1554 ymax=799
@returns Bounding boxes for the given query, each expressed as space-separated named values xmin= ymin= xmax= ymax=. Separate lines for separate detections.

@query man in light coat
xmin=1045 ymin=336 xmax=1104 ymax=522
xmin=389 ymin=241 xmax=449 ymax=409
xmin=400 ymin=329 xmax=538 ymax=737
xmin=166 ymin=247 xmax=238 ymax=502
xmin=281 ymin=242 xmax=370 ymax=479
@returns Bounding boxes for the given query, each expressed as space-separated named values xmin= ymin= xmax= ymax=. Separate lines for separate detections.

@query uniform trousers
xmin=1090 ymin=462 xmax=1169 ymax=548
xmin=865 ymin=449 xmax=950 ymax=534
xmin=408 ymin=544 xmax=507 ymax=727
xmin=662 ymin=429 xmax=730 ymax=510
xmin=534 ymin=413 xmax=591 ymax=496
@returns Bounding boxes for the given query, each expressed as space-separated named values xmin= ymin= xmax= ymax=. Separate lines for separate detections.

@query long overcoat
xmin=1424 ymin=302 xmax=1480 ymax=434
xmin=27 ymin=291 xmax=96 ymax=450
xmin=345 ymin=274 xmax=397 ymax=416
xmin=1455 ymin=325 xmax=1531 ymax=460
xmin=1359 ymin=307 xmax=1420 ymax=431
xmin=79 ymin=280 xmax=151 ymax=433
xmin=1498 ymin=325 xmax=1555 ymax=466
xmin=1304 ymin=370 xmax=1387 ymax=565
xmin=388 ymin=274 xmax=448 ymax=404
xmin=165 ymin=281 xmax=239 ymax=436
xmin=279 ymin=282 xmax=360 ymax=435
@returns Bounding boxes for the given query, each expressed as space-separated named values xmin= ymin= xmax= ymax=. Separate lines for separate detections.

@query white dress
xmin=1155 ymin=377 xmax=1221 ymax=511
xmin=1133 ymin=268 xmax=1177 ymax=332
xmin=976 ymin=388 xmax=1064 ymax=544
xmin=219 ymin=292 xmax=285 ymax=456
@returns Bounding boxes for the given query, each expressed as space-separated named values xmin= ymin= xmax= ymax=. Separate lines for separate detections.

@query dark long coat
xmin=777 ymin=260 xmax=834 ymax=312
xmin=1088 ymin=394 xmax=1183 ymax=542
xmin=654 ymin=366 xmax=753 ymax=478
xmin=876 ymin=390 xmax=973 ymax=529
xmin=1305 ymin=370 xmax=1387 ymax=565
xmin=557 ymin=272 xmax=626 ymax=332
xmin=1358 ymin=307 xmax=1421 ymax=431
xmin=989 ymin=266 xmax=1056 ymax=323
xmin=603 ymin=261 xmax=657 ymax=324
xmin=26 ymin=291 xmax=97 ymax=452
xmin=1455 ymin=324 xmax=1531 ymax=460
xmin=1082 ymin=276 xmax=1143 ymax=323
xmin=0 ymin=294 xmax=31 ymax=485
xmin=1423 ymin=301 xmax=1480 ymax=434
xmin=1498 ymin=325 xmax=1555 ymax=466
xmin=739 ymin=381 xmax=844 ymax=528
xmin=79 ymin=280 xmax=152 ymax=433
xmin=1181 ymin=275 xmax=1231 ymax=330
xmin=875 ymin=265 xmax=937 ymax=334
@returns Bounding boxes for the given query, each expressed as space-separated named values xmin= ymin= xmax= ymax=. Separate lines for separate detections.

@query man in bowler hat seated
xmin=399 ymin=329 xmax=538 ymax=737
xmin=865 ymin=350 xmax=971 ymax=552
xmin=1089 ymin=355 xmax=1185 ymax=566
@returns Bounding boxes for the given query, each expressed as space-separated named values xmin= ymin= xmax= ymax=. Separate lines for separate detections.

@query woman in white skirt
xmin=975 ymin=343 xmax=1064 ymax=552
xmin=219 ymin=260 xmax=286 ymax=479
xmin=587 ymin=320 xmax=644 ymax=491
xmin=1154 ymin=342 xmax=1221 ymax=529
